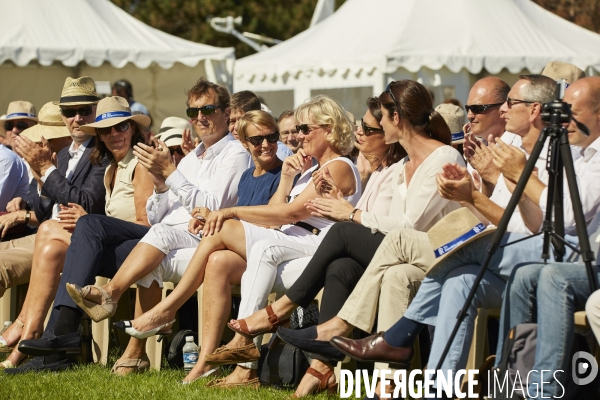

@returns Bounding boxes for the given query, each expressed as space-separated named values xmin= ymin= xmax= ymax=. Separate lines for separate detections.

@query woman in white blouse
xmin=226 ymin=80 xmax=465 ymax=397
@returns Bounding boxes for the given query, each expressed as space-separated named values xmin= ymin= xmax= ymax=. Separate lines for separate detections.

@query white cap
xmin=185 ymin=336 xmax=194 ymax=341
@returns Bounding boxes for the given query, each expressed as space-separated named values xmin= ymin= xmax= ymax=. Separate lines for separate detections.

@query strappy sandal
xmin=205 ymin=377 xmax=260 ymax=389
xmin=227 ymin=305 xmax=289 ymax=339
xmin=0 ymin=318 xmax=24 ymax=353
xmin=111 ymin=355 xmax=150 ymax=376
xmin=66 ymin=283 xmax=117 ymax=323
xmin=291 ymin=367 xmax=337 ymax=398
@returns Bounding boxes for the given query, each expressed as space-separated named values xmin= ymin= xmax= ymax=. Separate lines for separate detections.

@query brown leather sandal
xmin=227 ymin=305 xmax=289 ymax=339
xmin=291 ymin=367 xmax=337 ymax=398
xmin=111 ymin=355 xmax=150 ymax=376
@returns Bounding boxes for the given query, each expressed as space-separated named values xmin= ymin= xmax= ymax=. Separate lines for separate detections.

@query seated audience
xmin=0 ymin=96 xmax=153 ymax=370
xmin=278 ymin=110 xmax=302 ymax=153
xmin=0 ymin=77 xmax=106 ymax=300
xmin=226 ymin=80 xmax=462 ymax=396
xmin=0 ymin=101 xmax=37 ymax=150
xmin=9 ymin=77 xmax=251 ymax=374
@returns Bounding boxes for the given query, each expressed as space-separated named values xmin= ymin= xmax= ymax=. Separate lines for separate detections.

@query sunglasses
xmin=97 ymin=120 xmax=130 ymax=136
xmin=60 ymin=106 xmax=94 ymax=118
xmin=385 ymin=81 xmax=401 ymax=112
xmin=186 ymin=105 xmax=218 ymax=119
xmin=296 ymin=124 xmax=325 ymax=135
xmin=169 ymin=146 xmax=184 ymax=156
xmin=359 ymin=118 xmax=384 ymax=136
xmin=506 ymin=98 xmax=536 ymax=108
xmin=464 ymin=102 xmax=504 ymax=114
xmin=246 ymin=132 xmax=280 ymax=146
xmin=4 ymin=121 xmax=31 ymax=131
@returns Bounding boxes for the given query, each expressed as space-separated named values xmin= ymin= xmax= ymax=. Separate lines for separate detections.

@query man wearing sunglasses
xmin=1 ymin=101 xmax=38 ymax=151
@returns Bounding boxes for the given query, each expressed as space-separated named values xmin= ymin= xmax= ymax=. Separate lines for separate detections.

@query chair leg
xmin=91 ymin=277 xmax=110 ymax=365
xmin=146 ymin=283 xmax=173 ymax=370
xmin=0 ymin=287 xmax=12 ymax=324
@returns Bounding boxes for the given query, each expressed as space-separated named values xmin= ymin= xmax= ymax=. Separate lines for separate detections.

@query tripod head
xmin=541 ymin=79 xmax=590 ymax=136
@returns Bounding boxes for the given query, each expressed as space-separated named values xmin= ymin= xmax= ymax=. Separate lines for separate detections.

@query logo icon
xmin=572 ymin=351 xmax=598 ymax=385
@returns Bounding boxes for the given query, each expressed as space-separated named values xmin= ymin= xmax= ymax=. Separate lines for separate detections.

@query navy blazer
xmin=30 ymin=137 xmax=108 ymax=223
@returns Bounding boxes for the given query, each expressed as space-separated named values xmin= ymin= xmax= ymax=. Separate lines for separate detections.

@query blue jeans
xmin=497 ymin=262 xmax=600 ymax=398
xmin=402 ymin=232 xmax=574 ymax=391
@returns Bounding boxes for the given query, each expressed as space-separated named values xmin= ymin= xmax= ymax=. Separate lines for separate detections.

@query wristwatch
xmin=349 ymin=209 xmax=358 ymax=222
xmin=24 ymin=210 xmax=31 ymax=224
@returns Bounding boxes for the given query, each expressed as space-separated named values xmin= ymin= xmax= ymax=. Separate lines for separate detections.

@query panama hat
xmin=55 ymin=76 xmax=100 ymax=106
xmin=21 ymin=102 xmax=70 ymax=143
xmin=541 ymin=62 xmax=585 ymax=86
xmin=1 ymin=101 xmax=38 ymax=123
xmin=156 ymin=117 xmax=191 ymax=148
xmin=79 ymin=96 xmax=150 ymax=135
xmin=425 ymin=208 xmax=496 ymax=277
xmin=436 ymin=103 xmax=465 ymax=144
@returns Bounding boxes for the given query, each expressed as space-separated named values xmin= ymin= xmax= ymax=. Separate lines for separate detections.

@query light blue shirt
xmin=130 ymin=101 xmax=149 ymax=115
xmin=0 ymin=144 xmax=29 ymax=211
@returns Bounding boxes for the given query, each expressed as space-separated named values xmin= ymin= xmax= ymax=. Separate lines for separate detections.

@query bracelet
xmin=349 ymin=208 xmax=358 ymax=222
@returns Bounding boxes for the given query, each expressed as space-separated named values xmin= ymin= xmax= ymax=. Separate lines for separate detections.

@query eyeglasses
xmin=359 ymin=118 xmax=384 ymax=136
xmin=60 ymin=106 xmax=94 ymax=118
xmin=4 ymin=121 xmax=31 ymax=131
xmin=97 ymin=121 xmax=130 ymax=136
xmin=296 ymin=124 xmax=324 ymax=135
xmin=385 ymin=81 xmax=401 ymax=112
xmin=506 ymin=98 xmax=536 ymax=108
xmin=186 ymin=105 xmax=218 ymax=119
xmin=246 ymin=132 xmax=280 ymax=146
xmin=169 ymin=146 xmax=184 ymax=156
xmin=465 ymin=102 xmax=504 ymax=114
xmin=280 ymin=128 xmax=298 ymax=137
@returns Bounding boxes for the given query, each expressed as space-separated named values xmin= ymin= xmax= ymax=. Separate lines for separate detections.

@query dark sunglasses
xmin=465 ymin=102 xmax=504 ymax=114
xmin=506 ymin=98 xmax=536 ymax=108
xmin=169 ymin=146 xmax=184 ymax=156
xmin=246 ymin=132 xmax=280 ymax=146
xmin=360 ymin=118 xmax=384 ymax=136
xmin=4 ymin=121 xmax=31 ymax=131
xmin=385 ymin=81 xmax=401 ymax=112
xmin=186 ymin=105 xmax=217 ymax=119
xmin=60 ymin=106 xmax=94 ymax=118
xmin=296 ymin=124 xmax=325 ymax=135
xmin=97 ymin=120 xmax=130 ymax=136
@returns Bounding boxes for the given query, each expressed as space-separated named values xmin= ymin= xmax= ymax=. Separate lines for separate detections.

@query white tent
xmin=0 ymin=0 xmax=234 ymax=128
xmin=234 ymin=0 xmax=600 ymax=118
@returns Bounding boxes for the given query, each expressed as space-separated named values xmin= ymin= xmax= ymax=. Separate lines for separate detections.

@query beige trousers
xmin=337 ymin=228 xmax=434 ymax=371
xmin=586 ymin=289 xmax=600 ymax=346
xmin=0 ymin=234 xmax=36 ymax=298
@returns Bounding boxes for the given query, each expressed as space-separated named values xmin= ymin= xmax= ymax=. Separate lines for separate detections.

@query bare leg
xmin=112 ymin=280 xmax=162 ymax=375
xmin=228 ymin=294 xmax=298 ymax=334
xmin=128 ymin=220 xmax=246 ymax=333
xmin=314 ymin=316 xmax=354 ymax=341
xmin=219 ymin=365 xmax=257 ymax=384
xmin=6 ymin=221 xmax=71 ymax=366
xmin=183 ymin=250 xmax=246 ymax=383
xmin=293 ymin=359 xmax=336 ymax=397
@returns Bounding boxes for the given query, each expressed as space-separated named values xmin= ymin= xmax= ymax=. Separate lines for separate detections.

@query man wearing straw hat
xmin=0 ymin=101 xmax=38 ymax=150
xmin=0 ymin=77 xmax=107 ymax=299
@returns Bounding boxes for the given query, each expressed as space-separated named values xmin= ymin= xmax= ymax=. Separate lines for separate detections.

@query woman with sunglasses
xmin=0 ymin=96 xmax=154 ymax=369
xmin=227 ymin=80 xmax=465 ymax=397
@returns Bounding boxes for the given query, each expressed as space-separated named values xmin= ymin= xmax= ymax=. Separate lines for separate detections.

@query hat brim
xmin=53 ymin=100 xmax=99 ymax=106
xmin=425 ymin=226 xmax=497 ymax=278
xmin=0 ymin=115 xmax=38 ymax=123
xmin=79 ymin=114 xmax=150 ymax=135
xmin=21 ymin=124 xmax=70 ymax=142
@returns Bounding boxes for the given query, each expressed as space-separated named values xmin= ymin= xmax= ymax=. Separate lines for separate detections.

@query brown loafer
xmin=206 ymin=377 xmax=260 ymax=389
xmin=205 ymin=343 xmax=261 ymax=366
xmin=330 ymin=332 xmax=413 ymax=367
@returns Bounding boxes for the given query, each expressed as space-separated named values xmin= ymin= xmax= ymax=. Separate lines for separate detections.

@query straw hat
xmin=436 ymin=103 xmax=465 ymax=143
xmin=541 ymin=62 xmax=586 ymax=86
xmin=0 ymin=101 xmax=38 ymax=123
xmin=156 ymin=117 xmax=191 ymax=148
xmin=425 ymin=208 xmax=496 ymax=277
xmin=21 ymin=102 xmax=70 ymax=143
xmin=55 ymin=76 xmax=100 ymax=106
xmin=79 ymin=96 xmax=151 ymax=135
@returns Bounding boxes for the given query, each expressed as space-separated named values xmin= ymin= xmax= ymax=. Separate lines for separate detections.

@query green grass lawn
xmin=0 ymin=351 xmax=318 ymax=400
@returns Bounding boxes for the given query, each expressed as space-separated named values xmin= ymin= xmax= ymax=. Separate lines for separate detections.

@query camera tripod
xmin=435 ymin=83 xmax=598 ymax=371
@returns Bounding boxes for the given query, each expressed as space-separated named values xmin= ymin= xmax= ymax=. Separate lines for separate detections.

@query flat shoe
xmin=277 ymin=326 xmax=345 ymax=362
xmin=0 ymin=318 xmax=24 ymax=353
xmin=330 ymin=332 xmax=413 ymax=368
xmin=111 ymin=355 xmax=150 ymax=376
xmin=206 ymin=377 xmax=260 ymax=389
xmin=205 ymin=343 xmax=261 ymax=366
xmin=66 ymin=283 xmax=117 ymax=323
xmin=113 ymin=319 xmax=175 ymax=340
xmin=227 ymin=305 xmax=289 ymax=339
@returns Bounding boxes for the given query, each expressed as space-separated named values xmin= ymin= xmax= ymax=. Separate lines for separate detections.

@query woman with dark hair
xmin=0 ymin=97 xmax=154 ymax=369
xmin=226 ymin=81 xmax=465 ymax=397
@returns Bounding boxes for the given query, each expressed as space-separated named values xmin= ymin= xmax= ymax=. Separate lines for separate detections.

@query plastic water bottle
xmin=182 ymin=336 xmax=198 ymax=373
xmin=0 ymin=321 xmax=11 ymax=336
